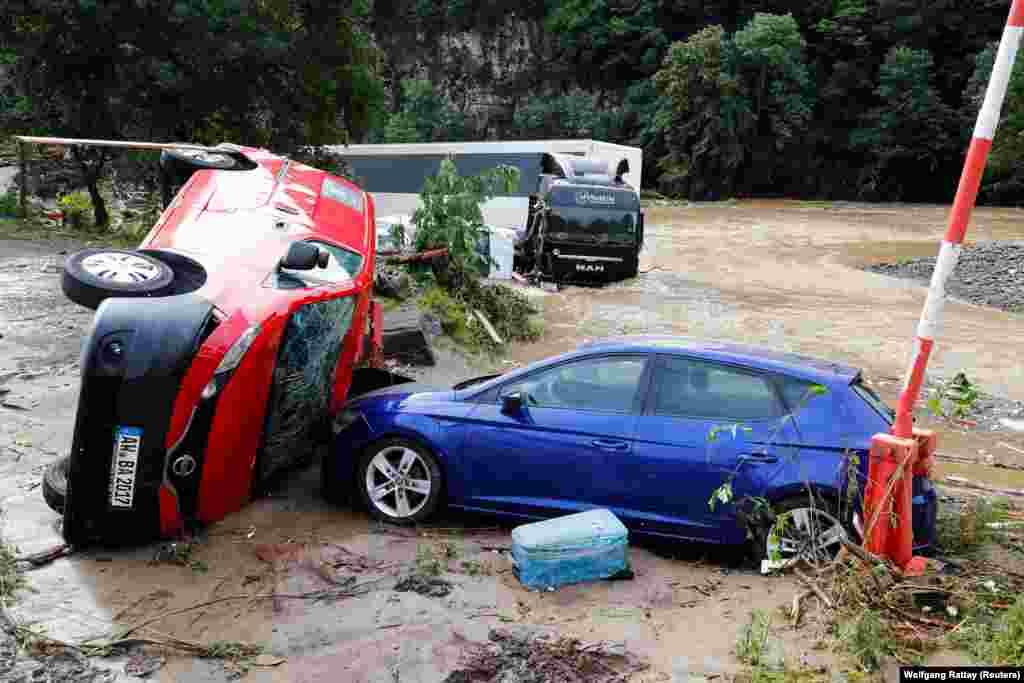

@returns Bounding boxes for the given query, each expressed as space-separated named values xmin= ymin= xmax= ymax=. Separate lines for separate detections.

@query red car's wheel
xmin=62 ymin=248 xmax=174 ymax=309
xmin=42 ymin=456 xmax=69 ymax=514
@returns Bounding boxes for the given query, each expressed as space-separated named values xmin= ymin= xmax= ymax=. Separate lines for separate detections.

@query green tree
xmin=653 ymin=25 xmax=751 ymax=199
xmin=732 ymin=13 xmax=815 ymax=193
xmin=412 ymin=157 xmax=519 ymax=289
xmin=543 ymin=0 xmax=669 ymax=91
xmin=1 ymin=0 xmax=383 ymax=226
xmin=512 ymin=89 xmax=624 ymax=140
xmin=965 ymin=41 xmax=1024 ymax=204
xmin=378 ymin=79 xmax=466 ymax=143
xmin=851 ymin=46 xmax=960 ymax=200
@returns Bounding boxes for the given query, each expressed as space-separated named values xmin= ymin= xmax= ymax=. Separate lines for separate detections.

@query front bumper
xmin=62 ymin=294 xmax=217 ymax=547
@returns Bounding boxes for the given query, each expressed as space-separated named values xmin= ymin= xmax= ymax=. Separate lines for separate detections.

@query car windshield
xmin=852 ymin=375 xmax=895 ymax=423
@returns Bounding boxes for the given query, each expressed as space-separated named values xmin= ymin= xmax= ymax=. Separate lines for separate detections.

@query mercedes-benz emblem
xmin=171 ymin=454 xmax=197 ymax=477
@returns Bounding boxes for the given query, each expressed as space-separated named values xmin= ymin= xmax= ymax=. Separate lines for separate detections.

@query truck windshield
xmin=546 ymin=207 xmax=638 ymax=245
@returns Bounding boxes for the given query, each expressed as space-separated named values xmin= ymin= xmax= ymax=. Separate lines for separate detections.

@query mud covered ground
xmin=1 ymin=200 xmax=1024 ymax=682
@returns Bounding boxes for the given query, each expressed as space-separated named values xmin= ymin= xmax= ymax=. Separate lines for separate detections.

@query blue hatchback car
xmin=326 ymin=337 xmax=938 ymax=561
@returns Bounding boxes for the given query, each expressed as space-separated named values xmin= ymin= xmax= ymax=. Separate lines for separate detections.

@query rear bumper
xmin=62 ymin=295 xmax=216 ymax=547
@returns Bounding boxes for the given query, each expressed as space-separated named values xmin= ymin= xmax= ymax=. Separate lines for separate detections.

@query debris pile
xmin=782 ymin=539 xmax=1024 ymax=666
xmin=866 ymin=242 xmax=1024 ymax=313
xmin=442 ymin=628 xmax=647 ymax=683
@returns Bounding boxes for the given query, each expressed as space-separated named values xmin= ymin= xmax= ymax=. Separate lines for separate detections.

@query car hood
xmin=350 ymin=383 xmax=453 ymax=410
xmin=143 ymin=159 xmax=371 ymax=285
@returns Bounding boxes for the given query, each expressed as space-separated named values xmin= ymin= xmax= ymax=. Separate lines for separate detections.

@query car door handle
xmin=739 ymin=452 xmax=779 ymax=464
xmin=591 ymin=439 xmax=629 ymax=452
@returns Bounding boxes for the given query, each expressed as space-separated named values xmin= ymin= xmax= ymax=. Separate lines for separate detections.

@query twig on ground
xmin=105 ymin=578 xmax=386 ymax=643
xmin=794 ymin=566 xmax=833 ymax=609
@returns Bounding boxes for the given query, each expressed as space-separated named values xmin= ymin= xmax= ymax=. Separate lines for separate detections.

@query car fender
xmin=356 ymin=413 xmax=462 ymax=497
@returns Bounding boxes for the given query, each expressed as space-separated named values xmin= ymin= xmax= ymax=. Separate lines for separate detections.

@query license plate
xmin=109 ymin=426 xmax=142 ymax=509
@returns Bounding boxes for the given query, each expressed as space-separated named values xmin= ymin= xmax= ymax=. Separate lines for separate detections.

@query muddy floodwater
xmin=1 ymin=200 xmax=1023 ymax=682
xmin=512 ymin=200 xmax=1024 ymax=404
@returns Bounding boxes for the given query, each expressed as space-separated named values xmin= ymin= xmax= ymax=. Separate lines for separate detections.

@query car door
xmin=618 ymin=354 xmax=796 ymax=543
xmin=458 ymin=353 xmax=649 ymax=518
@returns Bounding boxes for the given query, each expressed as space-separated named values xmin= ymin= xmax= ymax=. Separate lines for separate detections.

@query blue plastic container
xmin=511 ymin=508 xmax=629 ymax=590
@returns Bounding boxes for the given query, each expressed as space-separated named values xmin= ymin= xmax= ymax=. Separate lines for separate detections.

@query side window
xmin=778 ymin=375 xmax=819 ymax=413
xmin=499 ymin=355 xmax=646 ymax=413
xmin=651 ymin=356 xmax=781 ymax=420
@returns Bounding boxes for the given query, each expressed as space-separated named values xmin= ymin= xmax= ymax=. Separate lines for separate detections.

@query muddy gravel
xmin=865 ymin=241 xmax=1024 ymax=313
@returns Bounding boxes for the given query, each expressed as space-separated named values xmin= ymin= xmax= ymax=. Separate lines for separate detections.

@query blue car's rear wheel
xmin=357 ymin=438 xmax=443 ymax=525
xmin=763 ymin=496 xmax=855 ymax=566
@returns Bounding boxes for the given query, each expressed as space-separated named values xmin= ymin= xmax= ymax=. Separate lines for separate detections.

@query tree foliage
xmin=0 ymin=0 xmax=384 ymax=224
xmin=412 ymin=157 xmax=519 ymax=289
xmin=5 ymin=0 xmax=1024 ymax=204
xmin=966 ymin=41 xmax=1024 ymax=203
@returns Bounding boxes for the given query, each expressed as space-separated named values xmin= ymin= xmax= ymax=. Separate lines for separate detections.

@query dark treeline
xmin=2 ymin=1 xmax=1024 ymax=204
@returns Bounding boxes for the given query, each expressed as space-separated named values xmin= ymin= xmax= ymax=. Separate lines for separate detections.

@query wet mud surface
xmin=1 ymin=200 xmax=1024 ymax=681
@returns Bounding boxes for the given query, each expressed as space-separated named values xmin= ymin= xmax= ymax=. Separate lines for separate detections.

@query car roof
xmin=575 ymin=335 xmax=859 ymax=384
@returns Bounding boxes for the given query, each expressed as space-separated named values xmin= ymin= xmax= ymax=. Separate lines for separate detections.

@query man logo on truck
xmin=576 ymin=263 xmax=605 ymax=272
xmin=575 ymin=191 xmax=616 ymax=206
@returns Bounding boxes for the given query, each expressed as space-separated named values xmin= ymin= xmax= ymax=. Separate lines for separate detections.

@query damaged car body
xmin=28 ymin=137 xmax=381 ymax=547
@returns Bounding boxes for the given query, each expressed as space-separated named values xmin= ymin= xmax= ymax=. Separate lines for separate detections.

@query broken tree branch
xmin=794 ymin=566 xmax=833 ymax=609
xmin=386 ymin=248 xmax=449 ymax=264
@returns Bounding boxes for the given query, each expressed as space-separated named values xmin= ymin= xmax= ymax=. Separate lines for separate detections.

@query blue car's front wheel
xmin=357 ymin=438 xmax=443 ymax=525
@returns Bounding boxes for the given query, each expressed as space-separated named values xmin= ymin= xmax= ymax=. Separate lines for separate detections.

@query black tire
xmin=159 ymin=147 xmax=241 ymax=185
xmin=62 ymin=248 xmax=175 ymax=310
xmin=42 ymin=456 xmax=69 ymax=515
xmin=752 ymin=493 xmax=858 ymax=564
xmin=356 ymin=437 xmax=443 ymax=525
xmin=321 ymin=446 xmax=350 ymax=507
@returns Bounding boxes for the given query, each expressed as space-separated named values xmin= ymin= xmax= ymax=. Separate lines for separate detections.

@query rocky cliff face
xmin=372 ymin=12 xmax=554 ymax=138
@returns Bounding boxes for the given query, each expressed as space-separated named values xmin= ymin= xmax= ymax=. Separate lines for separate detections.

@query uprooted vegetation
xmin=733 ymin=498 xmax=1024 ymax=682
xmin=417 ymin=282 xmax=544 ymax=354
xmin=375 ymin=158 xmax=545 ymax=356
xmin=442 ymin=628 xmax=647 ymax=683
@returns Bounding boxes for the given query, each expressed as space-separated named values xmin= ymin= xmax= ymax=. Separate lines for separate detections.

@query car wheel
xmin=357 ymin=438 xmax=443 ymax=525
xmin=42 ymin=456 xmax=69 ymax=514
xmin=62 ymin=248 xmax=175 ymax=310
xmin=761 ymin=495 xmax=854 ymax=565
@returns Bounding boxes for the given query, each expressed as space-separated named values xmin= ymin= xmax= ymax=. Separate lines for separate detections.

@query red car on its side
xmin=30 ymin=139 xmax=383 ymax=547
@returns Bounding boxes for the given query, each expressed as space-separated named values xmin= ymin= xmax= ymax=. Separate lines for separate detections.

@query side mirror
xmin=279 ymin=241 xmax=322 ymax=271
xmin=501 ymin=391 xmax=525 ymax=414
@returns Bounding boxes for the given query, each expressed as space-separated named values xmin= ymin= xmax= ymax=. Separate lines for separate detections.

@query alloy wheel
xmin=766 ymin=506 xmax=847 ymax=564
xmin=364 ymin=446 xmax=433 ymax=519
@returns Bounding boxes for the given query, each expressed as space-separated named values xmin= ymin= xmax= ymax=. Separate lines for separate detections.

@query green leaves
xmin=412 ymin=158 xmax=521 ymax=289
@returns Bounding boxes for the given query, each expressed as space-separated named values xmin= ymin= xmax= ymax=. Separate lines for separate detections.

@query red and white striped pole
xmin=892 ymin=0 xmax=1024 ymax=439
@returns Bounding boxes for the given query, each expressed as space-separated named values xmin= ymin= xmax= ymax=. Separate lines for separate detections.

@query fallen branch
xmin=473 ymin=309 xmax=504 ymax=345
xmin=791 ymin=590 xmax=812 ymax=627
xmin=15 ymin=544 xmax=72 ymax=568
xmin=794 ymin=566 xmax=833 ymax=609
xmin=385 ymin=248 xmax=448 ymax=264
xmin=103 ymin=578 xmax=386 ymax=643
xmin=840 ymin=539 xmax=902 ymax=581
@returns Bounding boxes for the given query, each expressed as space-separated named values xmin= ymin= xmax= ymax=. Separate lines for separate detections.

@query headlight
xmin=202 ymin=325 xmax=260 ymax=399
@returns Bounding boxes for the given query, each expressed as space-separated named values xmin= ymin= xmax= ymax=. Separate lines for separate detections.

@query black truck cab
xmin=514 ymin=153 xmax=644 ymax=283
